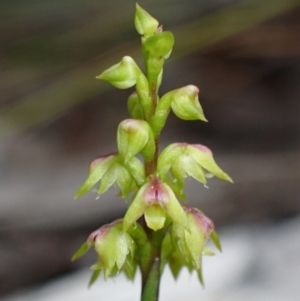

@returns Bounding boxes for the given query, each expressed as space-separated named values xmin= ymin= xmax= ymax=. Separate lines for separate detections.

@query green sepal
xmin=157 ymin=143 xmax=184 ymax=179
xmin=197 ymin=262 xmax=204 ymax=287
xmin=187 ymin=144 xmax=233 ymax=183
xmin=75 ymin=154 xmax=117 ymax=198
xmin=203 ymin=247 xmax=215 ymax=256
xmin=184 ymin=213 xmax=207 ymax=270
xmin=134 ymin=3 xmax=159 ymax=35
xmin=160 ymin=233 xmax=174 ymax=271
xmin=123 ymin=255 xmax=137 ymax=280
xmin=168 ymin=247 xmax=191 ymax=279
xmin=210 ymin=230 xmax=222 ymax=252
xmin=71 ymin=240 xmax=94 ymax=261
xmin=170 ymin=154 xmax=207 ymax=187
xmin=165 ymin=175 xmax=186 ymax=201
xmin=123 ymin=183 xmax=149 ymax=231
xmin=88 ymin=265 xmax=102 ymax=288
xmin=124 ymin=156 xmax=146 ymax=187
xmin=127 ymin=92 xmax=144 ymax=119
xmin=126 ymin=222 xmax=147 ymax=246
xmin=161 ymin=183 xmax=189 ymax=231
xmin=143 ymin=31 xmax=174 ymax=59
xmin=98 ymin=162 xmax=133 ymax=199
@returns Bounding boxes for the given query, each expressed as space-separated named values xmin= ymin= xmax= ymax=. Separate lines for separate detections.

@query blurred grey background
xmin=1 ymin=0 xmax=300 ymax=299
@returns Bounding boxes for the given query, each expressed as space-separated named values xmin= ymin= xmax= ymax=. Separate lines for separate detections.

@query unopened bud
xmin=170 ymin=85 xmax=207 ymax=121
xmin=117 ymin=119 xmax=155 ymax=163
xmin=134 ymin=4 xmax=159 ymax=35
xmin=97 ymin=56 xmax=141 ymax=89
xmin=143 ymin=31 xmax=174 ymax=58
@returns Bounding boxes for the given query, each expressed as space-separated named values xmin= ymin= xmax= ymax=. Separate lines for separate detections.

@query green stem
xmin=140 ymin=229 xmax=165 ymax=301
xmin=141 ymin=66 xmax=162 ymax=301
xmin=141 ymin=256 xmax=161 ymax=301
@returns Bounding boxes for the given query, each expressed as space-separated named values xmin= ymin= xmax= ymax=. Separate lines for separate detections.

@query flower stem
xmin=140 ymin=229 xmax=165 ymax=301
xmin=141 ymin=77 xmax=162 ymax=301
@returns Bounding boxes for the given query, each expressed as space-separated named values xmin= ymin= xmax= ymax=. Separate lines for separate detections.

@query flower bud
xmin=75 ymin=153 xmax=118 ymax=198
xmin=134 ymin=3 xmax=159 ymax=35
xmin=117 ymin=119 xmax=155 ymax=163
xmin=123 ymin=176 xmax=189 ymax=231
xmin=170 ymin=85 xmax=207 ymax=121
xmin=143 ymin=31 xmax=174 ymax=58
xmin=150 ymin=85 xmax=206 ymax=136
xmin=96 ymin=56 xmax=141 ymax=89
xmin=127 ymin=92 xmax=144 ymax=119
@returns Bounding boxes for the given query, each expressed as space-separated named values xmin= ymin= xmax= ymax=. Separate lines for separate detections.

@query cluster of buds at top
xmin=73 ymin=3 xmax=232 ymax=289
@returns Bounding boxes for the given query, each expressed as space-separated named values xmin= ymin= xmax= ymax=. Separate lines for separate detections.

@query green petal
xmin=157 ymin=143 xmax=185 ymax=179
xmin=143 ymin=32 xmax=174 ymax=58
xmin=185 ymin=214 xmax=207 ymax=271
xmin=123 ymin=256 xmax=137 ymax=280
xmin=162 ymin=183 xmax=189 ymax=231
xmin=124 ymin=156 xmax=145 ymax=187
xmin=127 ymin=92 xmax=144 ymax=119
xmin=71 ymin=240 xmax=94 ymax=261
xmin=75 ymin=155 xmax=116 ymax=198
xmin=123 ymin=184 xmax=149 ymax=231
xmin=170 ymin=154 xmax=207 ymax=187
xmin=210 ymin=230 xmax=222 ymax=252
xmin=145 ymin=205 xmax=166 ymax=231
xmin=188 ymin=145 xmax=233 ymax=183
xmin=98 ymin=163 xmax=133 ymax=198
xmin=88 ymin=269 xmax=101 ymax=288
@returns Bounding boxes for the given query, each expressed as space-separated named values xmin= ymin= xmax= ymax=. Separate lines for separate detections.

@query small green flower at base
xmin=123 ymin=176 xmax=189 ymax=232
xmin=72 ymin=219 xmax=135 ymax=281
xmin=169 ymin=207 xmax=216 ymax=280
